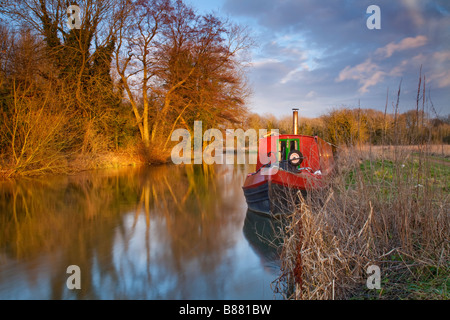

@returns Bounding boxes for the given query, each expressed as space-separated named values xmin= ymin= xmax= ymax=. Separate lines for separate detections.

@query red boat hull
xmin=242 ymin=168 xmax=327 ymax=216
xmin=242 ymin=134 xmax=334 ymax=216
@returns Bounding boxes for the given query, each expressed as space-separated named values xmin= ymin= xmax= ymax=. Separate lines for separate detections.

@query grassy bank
xmin=275 ymin=144 xmax=449 ymax=300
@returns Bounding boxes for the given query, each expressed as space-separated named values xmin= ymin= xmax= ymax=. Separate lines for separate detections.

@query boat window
xmin=279 ymin=139 xmax=300 ymax=162
xmin=280 ymin=140 xmax=287 ymax=161
xmin=290 ymin=140 xmax=297 ymax=152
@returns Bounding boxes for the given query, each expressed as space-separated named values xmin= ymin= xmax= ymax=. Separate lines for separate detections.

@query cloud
xmin=375 ymin=35 xmax=428 ymax=58
xmin=305 ymin=90 xmax=318 ymax=100
xmin=337 ymin=59 xmax=379 ymax=82
xmin=337 ymin=58 xmax=387 ymax=93
xmin=400 ymin=0 xmax=425 ymax=27
xmin=221 ymin=0 xmax=450 ymax=117
xmin=336 ymin=34 xmax=432 ymax=93
xmin=336 ymin=53 xmax=431 ymax=94
xmin=433 ymin=50 xmax=450 ymax=62
xmin=251 ymin=58 xmax=282 ymax=68
xmin=280 ymin=69 xmax=303 ymax=84
xmin=429 ymin=50 xmax=450 ymax=88
xmin=431 ymin=72 xmax=450 ymax=88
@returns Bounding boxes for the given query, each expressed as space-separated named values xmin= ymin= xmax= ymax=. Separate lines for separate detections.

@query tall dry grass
xmin=275 ymin=144 xmax=449 ymax=299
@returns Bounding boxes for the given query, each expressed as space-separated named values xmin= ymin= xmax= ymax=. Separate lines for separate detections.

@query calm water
xmin=0 ymin=162 xmax=282 ymax=299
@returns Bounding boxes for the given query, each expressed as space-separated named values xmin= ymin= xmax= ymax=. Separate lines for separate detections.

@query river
xmin=0 ymin=161 xmax=282 ymax=299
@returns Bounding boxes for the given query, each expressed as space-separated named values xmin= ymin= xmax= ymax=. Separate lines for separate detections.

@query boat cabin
xmin=242 ymin=108 xmax=335 ymax=216
xmin=256 ymin=134 xmax=334 ymax=176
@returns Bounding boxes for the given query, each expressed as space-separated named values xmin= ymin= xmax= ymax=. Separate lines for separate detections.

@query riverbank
xmin=275 ymin=145 xmax=449 ymax=300
xmin=0 ymin=144 xmax=259 ymax=180
xmin=0 ymin=144 xmax=174 ymax=180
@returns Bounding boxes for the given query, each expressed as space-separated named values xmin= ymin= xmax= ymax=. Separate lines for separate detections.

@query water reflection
xmin=243 ymin=211 xmax=283 ymax=272
xmin=0 ymin=163 xmax=281 ymax=299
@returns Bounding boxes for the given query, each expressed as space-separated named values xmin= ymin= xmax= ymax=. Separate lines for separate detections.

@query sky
xmin=188 ymin=0 xmax=450 ymax=119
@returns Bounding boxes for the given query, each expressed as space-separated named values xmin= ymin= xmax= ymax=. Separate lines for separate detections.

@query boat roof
xmin=261 ymin=133 xmax=317 ymax=140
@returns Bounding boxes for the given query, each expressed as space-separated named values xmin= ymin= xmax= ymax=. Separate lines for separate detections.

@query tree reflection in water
xmin=0 ymin=162 xmax=281 ymax=299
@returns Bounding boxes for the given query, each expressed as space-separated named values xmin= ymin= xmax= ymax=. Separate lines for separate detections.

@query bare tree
xmin=114 ymin=0 xmax=252 ymax=150
xmin=114 ymin=0 xmax=169 ymax=147
xmin=2 ymin=1 xmax=121 ymax=113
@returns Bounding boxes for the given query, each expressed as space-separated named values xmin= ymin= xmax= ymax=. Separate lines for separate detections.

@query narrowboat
xmin=242 ymin=109 xmax=335 ymax=216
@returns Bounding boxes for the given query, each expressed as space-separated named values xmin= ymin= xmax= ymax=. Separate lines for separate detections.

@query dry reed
xmin=274 ymin=144 xmax=449 ymax=300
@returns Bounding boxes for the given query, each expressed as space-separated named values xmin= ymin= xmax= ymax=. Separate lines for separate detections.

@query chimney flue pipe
xmin=292 ymin=108 xmax=299 ymax=135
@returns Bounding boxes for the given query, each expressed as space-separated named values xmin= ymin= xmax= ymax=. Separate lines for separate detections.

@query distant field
xmin=355 ymin=144 xmax=450 ymax=158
